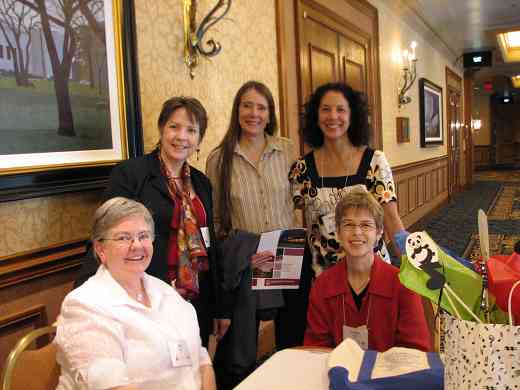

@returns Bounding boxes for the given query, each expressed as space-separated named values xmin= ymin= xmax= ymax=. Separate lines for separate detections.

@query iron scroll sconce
xmin=398 ymin=41 xmax=418 ymax=108
xmin=183 ymin=0 xmax=232 ymax=79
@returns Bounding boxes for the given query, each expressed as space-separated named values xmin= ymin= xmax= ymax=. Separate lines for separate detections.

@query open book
xmin=251 ymin=228 xmax=306 ymax=290
xmin=328 ymin=338 xmax=443 ymax=390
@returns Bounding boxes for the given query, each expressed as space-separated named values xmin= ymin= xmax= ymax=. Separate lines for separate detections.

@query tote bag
xmin=442 ymin=282 xmax=520 ymax=389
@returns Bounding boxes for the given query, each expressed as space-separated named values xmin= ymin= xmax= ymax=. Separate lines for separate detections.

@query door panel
xmin=343 ymin=58 xmax=365 ymax=93
xmin=299 ymin=10 xmax=339 ymax=100
xmin=309 ymin=45 xmax=337 ymax=91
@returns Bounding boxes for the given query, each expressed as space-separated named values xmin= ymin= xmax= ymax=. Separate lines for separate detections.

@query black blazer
xmin=104 ymin=149 xmax=222 ymax=317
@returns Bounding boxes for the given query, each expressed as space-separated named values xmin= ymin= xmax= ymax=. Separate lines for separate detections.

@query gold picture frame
xmin=0 ymin=0 xmax=142 ymax=201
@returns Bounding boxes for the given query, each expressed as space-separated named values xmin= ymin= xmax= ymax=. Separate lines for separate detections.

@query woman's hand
xmin=213 ymin=318 xmax=231 ymax=340
xmin=251 ymin=251 xmax=274 ymax=272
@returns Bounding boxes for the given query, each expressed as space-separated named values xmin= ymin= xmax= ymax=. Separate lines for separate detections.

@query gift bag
xmin=442 ymin=284 xmax=520 ymax=389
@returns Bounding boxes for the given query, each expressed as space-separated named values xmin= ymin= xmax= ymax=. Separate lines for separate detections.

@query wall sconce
xmin=471 ymin=110 xmax=482 ymax=132
xmin=183 ymin=0 xmax=232 ymax=79
xmin=471 ymin=118 xmax=482 ymax=132
xmin=398 ymin=41 xmax=418 ymax=108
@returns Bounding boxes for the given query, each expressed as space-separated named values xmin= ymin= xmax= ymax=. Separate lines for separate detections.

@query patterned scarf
xmin=160 ymin=154 xmax=209 ymax=299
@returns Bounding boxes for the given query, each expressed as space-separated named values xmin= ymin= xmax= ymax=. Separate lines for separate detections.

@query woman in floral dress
xmin=277 ymin=82 xmax=406 ymax=348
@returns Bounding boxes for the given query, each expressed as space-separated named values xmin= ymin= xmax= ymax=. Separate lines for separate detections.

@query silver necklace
xmin=318 ymin=150 xmax=349 ymax=189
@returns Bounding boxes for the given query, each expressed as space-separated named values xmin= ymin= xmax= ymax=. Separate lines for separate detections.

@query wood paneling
xmin=0 ymin=242 xmax=86 ymax=366
xmin=474 ymin=145 xmax=492 ymax=169
xmin=393 ymin=156 xmax=449 ymax=228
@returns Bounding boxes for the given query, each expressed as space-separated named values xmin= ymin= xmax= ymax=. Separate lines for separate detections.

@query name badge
xmin=321 ymin=212 xmax=337 ymax=235
xmin=200 ymin=227 xmax=211 ymax=248
xmin=169 ymin=340 xmax=192 ymax=368
xmin=343 ymin=324 xmax=369 ymax=350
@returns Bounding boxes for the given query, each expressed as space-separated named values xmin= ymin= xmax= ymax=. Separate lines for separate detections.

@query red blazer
xmin=304 ymin=256 xmax=431 ymax=352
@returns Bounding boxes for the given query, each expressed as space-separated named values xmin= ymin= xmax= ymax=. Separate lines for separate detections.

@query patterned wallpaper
xmin=0 ymin=192 xmax=101 ymax=258
xmin=0 ymin=0 xmax=279 ymax=258
xmin=134 ymin=0 xmax=280 ymax=171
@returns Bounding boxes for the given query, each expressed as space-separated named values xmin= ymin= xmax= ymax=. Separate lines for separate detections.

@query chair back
xmin=1 ymin=326 xmax=59 ymax=390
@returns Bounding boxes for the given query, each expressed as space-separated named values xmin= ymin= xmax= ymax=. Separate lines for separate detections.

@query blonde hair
xmin=335 ymin=186 xmax=384 ymax=231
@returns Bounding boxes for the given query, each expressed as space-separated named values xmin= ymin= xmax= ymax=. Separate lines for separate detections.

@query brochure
xmin=251 ymin=228 xmax=306 ymax=290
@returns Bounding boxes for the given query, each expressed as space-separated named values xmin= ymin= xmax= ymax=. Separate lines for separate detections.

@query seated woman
xmin=55 ymin=197 xmax=216 ymax=390
xmin=304 ymin=187 xmax=431 ymax=352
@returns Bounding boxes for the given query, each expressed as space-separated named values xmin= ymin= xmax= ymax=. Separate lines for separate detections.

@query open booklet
xmin=328 ymin=338 xmax=443 ymax=390
xmin=251 ymin=228 xmax=306 ymax=290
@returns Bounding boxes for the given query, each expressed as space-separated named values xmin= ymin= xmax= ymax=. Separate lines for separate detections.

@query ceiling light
xmin=512 ymin=75 xmax=520 ymax=89
xmin=505 ymin=31 xmax=520 ymax=48
xmin=497 ymin=30 xmax=520 ymax=62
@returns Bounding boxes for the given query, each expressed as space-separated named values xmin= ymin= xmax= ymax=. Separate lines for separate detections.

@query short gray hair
xmin=91 ymin=197 xmax=154 ymax=243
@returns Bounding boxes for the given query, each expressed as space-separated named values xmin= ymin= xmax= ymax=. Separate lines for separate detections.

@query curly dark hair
xmin=302 ymin=82 xmax=370 ymax=147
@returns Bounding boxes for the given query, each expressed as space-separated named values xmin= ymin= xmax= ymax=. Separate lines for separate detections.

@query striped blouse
xmin=206 ymin=135 xmax=297 ymax=234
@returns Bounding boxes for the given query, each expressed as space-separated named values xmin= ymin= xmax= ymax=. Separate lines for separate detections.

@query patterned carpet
xmin=413 ymin=170 xmax=520 ymax=260
xmin=464 ymin=170 xmax=520 ymax=261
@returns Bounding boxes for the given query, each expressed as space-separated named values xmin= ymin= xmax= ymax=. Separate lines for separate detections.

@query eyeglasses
xmin=100 ymin=231 xmax=155 ymax=247
xmin=340 ymin=222 xmax=377 ymax=232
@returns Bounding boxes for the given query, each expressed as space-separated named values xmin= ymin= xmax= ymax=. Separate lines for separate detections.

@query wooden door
xmin=446 ymin=68 xmax=464 ymax=197
xmin=296 ymin=0 xmax=380 ymax=149
xmin=447 ymin=90 xmax=461 ymax=195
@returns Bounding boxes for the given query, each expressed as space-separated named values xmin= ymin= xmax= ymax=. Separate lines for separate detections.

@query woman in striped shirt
xmin=206 ymin=80 xmax=297 ymax=390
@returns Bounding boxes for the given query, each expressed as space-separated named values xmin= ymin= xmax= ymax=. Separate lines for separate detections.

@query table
xmin=234 ymin=348 xmax=331 ymax=389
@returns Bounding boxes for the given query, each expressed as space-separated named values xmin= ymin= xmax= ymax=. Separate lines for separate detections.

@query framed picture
xmin=396 ymin=117 xmax=410 ymax=143
xmin=419 ymin=78 xmax=443 ymax=147
xmin=0 ymin=0 xmax=142 ymax=202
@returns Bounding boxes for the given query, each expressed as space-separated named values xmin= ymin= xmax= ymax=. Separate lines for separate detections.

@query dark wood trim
xmin=0 ymin=305 xmax=49 ymax=347
xmin=301 ymin=0 xmax=372 ymax=42
xmin=294 ymin=0 xmax=305 ymax=155
xmin=275 ymin=0 xmax=289 ymax=138
xmin=0 ymin=240 xmax=87 ymax=289
xmin=345 ymin=0 xmax=378 ymax=19
xmin=393 ymin=155 xmax=447 ymax=173
xmin=463 ymin=70 xmax=474 ymax=185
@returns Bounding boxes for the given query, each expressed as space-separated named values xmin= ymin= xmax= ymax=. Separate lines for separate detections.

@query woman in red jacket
xmin=304 ymin=187 xmax=431 ymax=352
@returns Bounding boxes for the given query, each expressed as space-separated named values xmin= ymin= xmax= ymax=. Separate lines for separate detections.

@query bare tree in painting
xmin=73 ymin=0 xmax=104 ymax=91
xmin=17 ymin=0 xmax=106 ymax=136
xmin=78 ymin=0 xmax=103 ymax=44
xmin=0 ymin=0 xmax=39 ymax=86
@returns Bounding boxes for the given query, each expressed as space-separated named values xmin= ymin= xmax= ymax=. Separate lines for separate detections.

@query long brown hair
xmin=214 ymin=81 xmax=278 ymax=237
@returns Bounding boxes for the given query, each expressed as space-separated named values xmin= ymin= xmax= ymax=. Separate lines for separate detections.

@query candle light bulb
xmin=410 ymin=41 xmax=417 ymax=59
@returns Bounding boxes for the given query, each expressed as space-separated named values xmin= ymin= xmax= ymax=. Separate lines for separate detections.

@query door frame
xmin=445 ymin=67 xmax=463 ymax=197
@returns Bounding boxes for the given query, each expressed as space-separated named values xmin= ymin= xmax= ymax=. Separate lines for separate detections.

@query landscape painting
xmin=0 ymin=0 xmax=126 ymax=174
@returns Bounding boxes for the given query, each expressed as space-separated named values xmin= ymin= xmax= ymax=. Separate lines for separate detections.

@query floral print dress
xmin=289 ymin=147 xmax=397 ymax=275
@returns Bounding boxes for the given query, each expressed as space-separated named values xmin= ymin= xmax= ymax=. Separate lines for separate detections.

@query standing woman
xmin=206 ymin=80 xmax=296 ymax=389
xmin=283 ymin=82 xmax=405 ymax=344
xmin=105 ymin=96 xmax=226 ymax=347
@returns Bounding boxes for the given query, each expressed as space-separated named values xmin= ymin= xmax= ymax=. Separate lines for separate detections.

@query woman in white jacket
xmin=55 ymin=197 xmax=216 ymax=390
